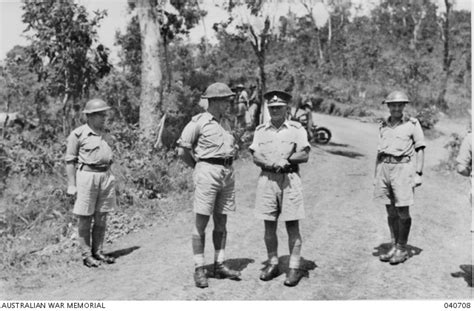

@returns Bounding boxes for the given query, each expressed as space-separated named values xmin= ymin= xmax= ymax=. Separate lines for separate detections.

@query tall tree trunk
xmin=62 ymin=92 xmax=70 ymax=136
xmin=326 ymin=12 xmax=332 ymax=63
xmin=249 ymin=24 xmax=269 ymax=124
xmin=163 ymin=37 xmax=172 ymax=91
xmin=137 ymin=0 xmax=164 ymax=139
xmin=438 ymin=0 xmax=452 ymax=111
xmin=257 ymin=49 xmax=269 ymax=124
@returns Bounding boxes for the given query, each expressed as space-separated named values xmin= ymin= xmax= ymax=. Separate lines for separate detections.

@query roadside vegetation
xmin=0 ymin=0 xmax=470 ymax=282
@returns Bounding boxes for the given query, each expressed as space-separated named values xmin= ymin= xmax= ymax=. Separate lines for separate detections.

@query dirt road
xmin=5 ymin=113 xmax=473 ymax=300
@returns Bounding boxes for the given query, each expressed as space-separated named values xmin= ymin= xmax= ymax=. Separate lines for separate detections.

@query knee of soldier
xmin=93 ymin=212 xmax=108 ymax=228
xmin=78 ymin=215 xmax=92 ymax=231
xmin=193 ymin=224 xmax=206 ymax=236
xmin=385 ymin=204 xmax=398 ymax=217
xmin=397 ymin=206 xmax=411 ymax=219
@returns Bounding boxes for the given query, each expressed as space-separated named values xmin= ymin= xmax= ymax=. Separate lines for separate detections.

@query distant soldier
xmin=235 ymin=84 xmax=248 ymax=129
xmin=293 ymin=98 xmax=314 ymax=141
xmin=177 ymin=82 xmax=241 ymax=288
xmin=456 ymin=131 xmax=472 ymax=231
xmin=65 ymin=99 xmax=117 ymax=268
xmin=249 ymin=90 xmax=310 ymax=286
xmin=374 ymin=91 xmax=425 ymax=265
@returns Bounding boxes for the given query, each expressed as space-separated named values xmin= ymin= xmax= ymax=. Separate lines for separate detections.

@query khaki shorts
xmin=374 ymin=162 xmax=415 ymax=207
xmin=254 ymin=171 xmax=305 ymax=221
xmin=73 ymin=170 xmax=117 ymax=216
xmin=193 ymin=161 xmax=235 ymax=215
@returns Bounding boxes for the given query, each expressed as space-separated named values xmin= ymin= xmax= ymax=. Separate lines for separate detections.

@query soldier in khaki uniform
xmin=177 ymin=82 xmax=241 ymax=288
xmin=249 ymin=90 xmax=310 ymax=287
xmin=374 ymin=91 xmax=425 ymax=265
xmin=65 ymin=99 xmax=117 ymax=268
xmin=456 ymin=131 xmax=472 ymax=231
xmin=235 ymin=84 xmax=249 ymax=129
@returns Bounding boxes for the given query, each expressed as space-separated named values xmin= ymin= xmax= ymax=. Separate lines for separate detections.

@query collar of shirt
xmin=83 ymin=123 xmax=100 ymax=136
xmin=201 ymin=111 xmax=219 ymax=123
xmin=382 ymin=115 xmax=410 ymax=128
xmin=264 ymin=119 xmax=290 ymax=131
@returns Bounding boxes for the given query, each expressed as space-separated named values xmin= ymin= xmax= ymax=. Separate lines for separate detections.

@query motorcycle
xmin=291 ymin=113 xmax=332 ymax=144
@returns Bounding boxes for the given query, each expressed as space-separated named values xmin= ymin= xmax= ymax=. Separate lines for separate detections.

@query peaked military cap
xmin=264 ymin=90 xmax=292 ymax=106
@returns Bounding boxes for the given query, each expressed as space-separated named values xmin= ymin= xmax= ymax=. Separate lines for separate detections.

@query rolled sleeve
xmin=413 ymin=121 xmax=426 ymax=150
xmin=249 ymin=130 xmax=261 ymax=152
xmin=177 ymin=121 xmax=199 ymax=149
xmin=65 ymin=133 xmax=79 ymax=163
xmin=295 ymin=126 xmax=310 ymax=152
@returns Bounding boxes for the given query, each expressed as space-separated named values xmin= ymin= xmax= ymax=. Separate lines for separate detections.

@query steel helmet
xmin=82 ymin=98 xmax=111 ymax=114
xmin=384 ymin=91 xmax=410 ymax=104
xmin=201 ymin=83 xmax=235 ymax=99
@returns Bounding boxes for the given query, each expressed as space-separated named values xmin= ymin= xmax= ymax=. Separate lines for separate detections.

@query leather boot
xmin=194 ymin=267 xmax=208 ymax=288
xmin=214 ymin=262 xmax=241 ymax=279
xmin=83 ymin=255 xmax=101 ymax=268
xmin=284 ymin=268 xmax=304 ymax=287
xmin=259 ymin=264 xmax=279 ymax=281
xmin=379 ymin=244 xmax=397 ymax=262
xmin=389 ymin=244 xmax=409 ymax=265
xmin=93 ymin=251 xmax=116 ymax=264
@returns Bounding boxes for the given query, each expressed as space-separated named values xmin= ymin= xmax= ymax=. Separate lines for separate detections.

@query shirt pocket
xmin=393 ymin=134 xmax=411 ymax=153
xmin=201 ymin=124 xmax=224 ymax=148
xmin=279 ymin=140 xmax=296 ymax=158
xmin=81 ymin=137 xmax=101 ymax=163
xmin=257 ymin=139 xmax=274 ymax=154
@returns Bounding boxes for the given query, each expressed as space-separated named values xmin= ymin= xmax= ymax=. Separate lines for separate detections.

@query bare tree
xmin=437 ymin=0 xmax=453 ymax=110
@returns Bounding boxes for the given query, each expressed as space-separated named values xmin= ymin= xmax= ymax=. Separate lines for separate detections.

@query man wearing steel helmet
xmin=65 ymin=98 xmax=117 ymax=268
xmin=374 ymin=91 xmax=425 ymax=265
xmin=249 ymin=90 xmax=310 ymax=287
xmin=177 ymin=82 xmax=241 ymax=288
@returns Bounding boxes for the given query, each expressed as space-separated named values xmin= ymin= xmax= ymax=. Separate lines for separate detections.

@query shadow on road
xmin=451 ymin=265 xmax=473 ymax=287
xmin=326 ymin=142 xmax=349 ymax=148
xmin=204 ymin=258 xmax=255 ymax=279
xmin=372 ymin=243 xmax=423 ymax=259
xmin=258 ymin=256 xmax=317 ymax=279
xmin=107 ymin=246 xmax=140 ymax=259
xmin=325 ymin=149 xmax=365 ymax=159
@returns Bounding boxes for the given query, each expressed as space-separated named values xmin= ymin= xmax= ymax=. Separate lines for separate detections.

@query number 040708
xmin=444 ymin=302 xmax=471 ymax=309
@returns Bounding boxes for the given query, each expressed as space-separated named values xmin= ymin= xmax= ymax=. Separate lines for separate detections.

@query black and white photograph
xmin=0 ymin=0 xmax=472 ymax=309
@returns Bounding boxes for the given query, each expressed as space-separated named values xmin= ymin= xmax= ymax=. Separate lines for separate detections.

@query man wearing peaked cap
xmin=264 ymin=90 xmax=292 ymax=105
xmin=249 ymin=89 xmax=311 ymax=287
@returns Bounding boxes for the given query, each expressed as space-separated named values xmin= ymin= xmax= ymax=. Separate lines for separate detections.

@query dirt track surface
xmin=4 ymin=114 xmax=473 ymax=300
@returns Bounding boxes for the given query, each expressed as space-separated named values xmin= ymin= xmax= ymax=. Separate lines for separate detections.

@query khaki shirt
xmin=249 ymin=120 xmax=310 ymax=162
xmin=177 ymin=112 xmax=236 ymax=159
xmin=378 ymin=116 xmax=425 ymax=157
xmin=457 ymin=132 xmax=472 ymax=173
xmin=65 ymin=124 xmax=113 ymax=166
xmin=238 ymin=90 xmax=249 ymax=105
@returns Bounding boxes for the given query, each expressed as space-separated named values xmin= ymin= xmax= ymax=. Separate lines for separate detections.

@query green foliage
xmin=415 ymin=104 xmax=439 ymax=130
xmin=20 ymin=1 xmax=110 ymax=134
xmin=438 ymin=132 xmax=463 ymax=171
xmin=22 ymin=1 xmax=107 ymax=99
